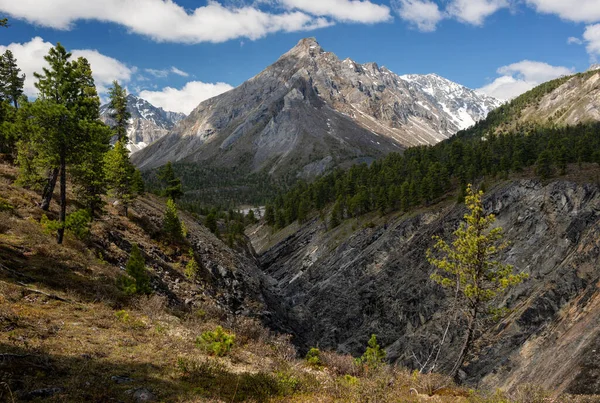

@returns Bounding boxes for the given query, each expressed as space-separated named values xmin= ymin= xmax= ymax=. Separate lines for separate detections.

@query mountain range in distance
xmin=130 ymin=38 xmax=502 ymax=182
xmin=100 ymin=94 xmax=186 ymax=153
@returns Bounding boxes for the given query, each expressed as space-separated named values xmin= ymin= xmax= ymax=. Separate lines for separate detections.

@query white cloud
xmin=525 ymin=0 xmax=600 ymax=23
xmin=392 ymin=0 xmax=443 ymax=32
xmin=567 ymin=36 xmax=583 ymax=45
xmin=171 ymin=67 xmax=189 ymax=77
xmin=447 ymin=0 xmax=508 ymax=26
xmin=280 ymin=0 xmax=391 ymax=23
xmin=478 ymin=60 xmax=573 ymax=100
xmin=144 ymin=66 xmax=190 ymax=79
xmin=139 ymin=81 xmax=235 ymax=114
xmin=0 ymin=37 xmax=133 ymax=98
xmin=145 ymin=68 xmax=170 ymax=78
xmin=583 ymin=23 xmax=600 ymax=57
xmin=0 ymin=0 xmax=337 ymax=44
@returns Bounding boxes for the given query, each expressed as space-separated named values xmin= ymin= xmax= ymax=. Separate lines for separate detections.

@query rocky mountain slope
xmin=133 ymin=38 xmax=500 ymax=180
xmin=100 ymin=94 xmax=186 ymax=153
xmin=252 ymin=170 xmax=600 ymax=395
xmin=464 ymin=69 xmax=600 ymax=139
xmin=1 ymin=160 xmax=554 ymax=403
xmin=518 ymin=71 xmax=600 ymax=127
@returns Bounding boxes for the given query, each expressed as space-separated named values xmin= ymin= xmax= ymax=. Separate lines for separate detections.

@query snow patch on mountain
xmin=399 ymin=73 xmax=503 ymax=131
xmin=100 ymin=94 xmax=186 ymax=152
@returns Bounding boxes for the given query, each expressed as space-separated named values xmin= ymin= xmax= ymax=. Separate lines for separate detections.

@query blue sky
xmin=1 ymin=0 xmax=599 ymax=114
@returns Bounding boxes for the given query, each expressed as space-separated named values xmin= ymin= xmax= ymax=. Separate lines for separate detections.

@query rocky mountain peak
xmin=133 ymin=37 xmax=502 ymax=177
xmin=284 ymin=37 xmax=324 ymax=60
xmin=100 ymin=95 xmax=186 ymax=153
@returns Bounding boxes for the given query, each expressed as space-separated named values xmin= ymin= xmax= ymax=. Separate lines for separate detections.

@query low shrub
xmin=117 ymin=244 xmax=152 ymax=295
xmin=196 ymin=326 xmax=235 ymax=356
xmin=65 ymin=209 xmax=91 ymax=240
xmin=231 ymin=317 xmax=270 ymax=345
xmin=40 ymin=214 xmax=63 ymax=234
xmin=321 ymin=350 xmax=361 ymax=376
xmin=0 ymin=197 xmax=14 ymax=212
xmin=184 ymin=248 xmax=199 ymax=280
xmin=305 ymin=347 xmax=322 ymax=367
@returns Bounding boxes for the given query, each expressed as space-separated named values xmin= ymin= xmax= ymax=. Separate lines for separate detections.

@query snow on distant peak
xmin=398 ymin=73 xmax=503 ymax=131
xmin=100 ymin=95 xmax=187 ymax=153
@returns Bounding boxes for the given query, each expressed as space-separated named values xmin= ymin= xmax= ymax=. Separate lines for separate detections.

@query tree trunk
xmin=41 ymin=167 xmax=59 ymax=211
xmin=450 ymin=309 xmax=477 ymax=384
xmin=57 ymin=153 xmax=66 ymax=245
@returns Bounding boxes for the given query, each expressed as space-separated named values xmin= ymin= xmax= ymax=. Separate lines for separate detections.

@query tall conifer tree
xmin=32 ymin=44 xmax=103 ymax=243
xmin=0 ymin=50 xmax=25 ymax=108
xmin=104 ymin=140 xmax=137 ymax=216
xmin=107 ymin=81 xmax=130 ymax=143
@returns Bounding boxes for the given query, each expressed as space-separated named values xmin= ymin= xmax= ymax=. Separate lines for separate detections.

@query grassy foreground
xmin=0 ymin=162 xmax=599 ymax=402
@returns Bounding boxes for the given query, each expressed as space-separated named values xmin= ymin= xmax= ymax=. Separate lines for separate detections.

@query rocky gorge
xmin=249 ymin=174 xmax=600 ymax=395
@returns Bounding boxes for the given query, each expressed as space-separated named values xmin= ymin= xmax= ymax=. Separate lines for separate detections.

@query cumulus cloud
xmin=583 ymin=24 xmax=600 ymax=57
xmin=139 ymin=81 xmax=235 ymax=114
xmin=0 ymin=0 xmax=341 ymax=44
xmin=280 ymin=0 xmax=391 ymax=23
xmin=478 ymin=60 xmax=573 ymax=100
xmin=525 ymin=0 xmax=600 ymax=24
xmin=0 ymin=37 xmax=133 ymax=97
xmin=446 ymin=0 xmax=509 ymax=26
xmin=392 ymin=0 xmax=443 ymax=32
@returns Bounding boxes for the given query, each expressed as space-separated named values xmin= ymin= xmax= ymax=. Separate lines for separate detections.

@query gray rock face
xmin=255 ymin=179 xmax=600 ymax=394
xmin=132 ymin=38 xmax=500 ymax=179
xmin=100 ymin=94 xmax=186 ymax=153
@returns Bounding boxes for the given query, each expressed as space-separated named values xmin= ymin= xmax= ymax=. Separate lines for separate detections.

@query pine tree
xmin=0 ymin=50 xmax=25 ymax=108
xmin=163 ymin=198 xmax=183 ymax=240
xmin=107 ymin=81 xmax=130 ymax=143
xmin=132 ymin=169 xmax=145 ymax=194
xmin=104 ymin=140 xmax=136 ymax=216
xmin=400 ymin=181 xmax=410 ymax=211
xmin=427 ymin=185 xmax=528 ymax=382
xmin=360 ymin=334 xmax=385 ymax=368
xmin=264 ymin=204 xmax=275 ymax=226
xmin=535 ymin=150 xmax=554 ymax=179
xmin=120 ymin=243 xmax=151 ymax=295
xmin=31 ymin=44 xmax=102 ymax=243
xmin=158 ymin=161 xmax=184 ymax=200
xmin=205 ymin=211 xmax=218 ymax=235
xmin=70 ymin=58 xmax=111 ymax=217
xmin=185 ymin=248 xmax=200 ymax=280
xmin=32 ymin=44 xmax=74 ymax=214
xmin=0 ymin=95 xmax=18 ymax=154
xmin=556 ymin=146 xmax=568 ymax=175
xmin=297 ymin=198 xmax=309 ymax=223
xmin=329 ymin=197 xmax=342 ymax=228
xmin=71 ymin=119 xmax=111 ymax=217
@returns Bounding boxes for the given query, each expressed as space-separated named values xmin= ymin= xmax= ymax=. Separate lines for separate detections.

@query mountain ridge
xmin=132 ymin=38 xmax=501 ymax=183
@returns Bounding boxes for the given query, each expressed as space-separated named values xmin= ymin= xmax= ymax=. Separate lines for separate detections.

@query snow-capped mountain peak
xmin=100 ymin=95 xmax=186 ymax=153
xmin=398 ymin=73 xmax=504 ymax=131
